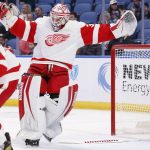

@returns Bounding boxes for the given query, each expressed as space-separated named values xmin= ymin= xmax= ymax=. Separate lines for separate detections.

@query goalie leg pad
xmin=18 ymin=74 xmax=46 ymax=140
xmin=44 ymin=122 xmax=62 ymax=140
xmin=44 ymin=84 xmax=78 ymax=138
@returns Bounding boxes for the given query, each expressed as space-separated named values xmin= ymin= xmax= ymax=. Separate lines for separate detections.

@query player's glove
xmin=9 ymin=3 xmax=20 ymax=17
xmin=0 ymin=3 xmax=19 ymax=31
xmin=110 ymin=10 xmax=137 ymax=39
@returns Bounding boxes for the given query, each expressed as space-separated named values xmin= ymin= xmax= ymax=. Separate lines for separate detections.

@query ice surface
xmin=0 ymin=107 xmax=150 ymax=150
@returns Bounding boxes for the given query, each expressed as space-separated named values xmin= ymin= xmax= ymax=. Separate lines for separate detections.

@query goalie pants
xmin=27 ymin=63 xmax=69 ymax=95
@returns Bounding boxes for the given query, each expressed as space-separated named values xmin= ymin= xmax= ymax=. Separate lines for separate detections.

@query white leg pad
xmin=45 ymin=84 xmax=78 ymax=138
xmin=45 ymin=84 xmax=78 ymax=125
xmin=18 ymin=75 xmax=46 ymax=140
xmin=45 ymin=122 xmax=62 ymax=139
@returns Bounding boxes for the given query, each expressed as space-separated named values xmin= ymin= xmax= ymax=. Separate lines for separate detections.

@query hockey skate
xmin=25 ymin=139 xmax=40 ymax=146
xmin=3 ymin=132 xmax=13 ymax=150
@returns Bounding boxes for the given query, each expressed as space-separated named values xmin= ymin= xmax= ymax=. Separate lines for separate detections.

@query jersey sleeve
xmin=0 ymin=47 xmax=20 ymax=107
xmin=0 ymin=51 xmax=7 ymax=77
xmin=0 ymin=47 xmax=21 ymax=84
xmin=80 ymin=24 xmax=115 ymax=45
xmin=0 ymin=79 xmax=19 ymax=107
xmin=9 ymin=18 xmax=37 ymax=43
xmin=0 ymin=53 xmax=7 ymax=77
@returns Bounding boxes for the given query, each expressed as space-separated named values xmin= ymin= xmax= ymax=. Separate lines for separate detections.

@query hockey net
xmin=111 ymin=44 xmax=150 ymax=139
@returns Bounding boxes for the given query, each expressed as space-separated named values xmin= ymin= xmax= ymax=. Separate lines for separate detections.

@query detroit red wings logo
xmin=45 ymin=34 xmax=70 ymax=46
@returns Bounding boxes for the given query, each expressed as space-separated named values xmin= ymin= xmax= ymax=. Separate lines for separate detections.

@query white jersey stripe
xmin=0 ymin=60 xmax=7 ymax=66
xmin=22 ymin=21 xmax=31 ymax=41
xmin=93 ymin=25 xmax=100 ymax=44
xmin=0 ymin=71 xmax=20 ymax=84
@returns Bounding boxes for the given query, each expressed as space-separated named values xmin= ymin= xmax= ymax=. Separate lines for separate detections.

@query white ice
xmin=1 ymin=107 xmax=150 ymax=150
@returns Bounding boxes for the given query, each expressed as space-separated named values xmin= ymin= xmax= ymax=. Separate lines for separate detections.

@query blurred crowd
xmin=0 ymin=0 xmax=149 ymax=56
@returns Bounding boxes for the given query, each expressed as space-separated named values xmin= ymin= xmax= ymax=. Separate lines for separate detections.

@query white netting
xmin=113 ymin=46 xmax=150 ymax=139
xmin=116 ymin=49 xmax=150 ymax=58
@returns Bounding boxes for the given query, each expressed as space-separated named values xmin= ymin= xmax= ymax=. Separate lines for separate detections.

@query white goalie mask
xmin=50 ymin=3 xmax=70 ymax=31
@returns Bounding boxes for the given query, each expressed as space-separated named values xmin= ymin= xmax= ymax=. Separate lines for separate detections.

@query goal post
xmin=111 ymin=44 xmax=150 ymax=137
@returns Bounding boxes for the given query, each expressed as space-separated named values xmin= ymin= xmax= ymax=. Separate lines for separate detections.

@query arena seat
xmin=74 ymin=3 xmax=92 ymax=16
xmin=80 ymin=11 xmax=98 ymax=24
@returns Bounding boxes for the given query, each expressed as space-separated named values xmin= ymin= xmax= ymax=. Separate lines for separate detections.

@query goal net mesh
xmin=111 ymin=45 xmax=150 ymax=139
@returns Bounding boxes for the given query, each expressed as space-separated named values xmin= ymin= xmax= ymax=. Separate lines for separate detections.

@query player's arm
xmin=0 ymin=53 xmax=7 ymax=77
xmin=80 ymin=10 xmax=137 ymax=45
xmin=0 ymin=80 xmax=19 ymax=107
xmin=10 ymin=18 xmax=37 ymax=43
xmin=0 ymin=66 xmax=20 ymax=107
xmin=0 ymin=61 xmax=20 ymax=107
xmin=0 ymin=2 xmax=37 ymax=43
xmin=0 ymin=59 xmax=19 ymax=107
xmin=0 ymin=46 xmax=20 ymax=107
xmin=80 ymin=24 xmax=115 ymax=45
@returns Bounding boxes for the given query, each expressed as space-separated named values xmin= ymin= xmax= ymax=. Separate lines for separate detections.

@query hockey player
xmin=0 ymin=2 xmax=137 ymax=146
xmin=0 ymin=44 xmax=20 ymax=150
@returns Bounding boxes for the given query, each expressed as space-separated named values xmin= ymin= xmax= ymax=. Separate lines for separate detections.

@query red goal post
xmin=111 ymin=44 xmax=150 ymax=137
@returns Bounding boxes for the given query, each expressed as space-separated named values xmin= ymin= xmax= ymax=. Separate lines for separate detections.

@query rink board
xmin=4 ymin=56 xmax=150 ymax=111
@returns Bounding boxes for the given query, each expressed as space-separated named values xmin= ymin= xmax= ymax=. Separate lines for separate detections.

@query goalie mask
xmin=50 ymin=3 xmax=70 ymax=32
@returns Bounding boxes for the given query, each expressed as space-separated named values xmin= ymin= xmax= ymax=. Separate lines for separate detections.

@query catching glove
xmin=110 ymin=10 xmax=137 ymax=39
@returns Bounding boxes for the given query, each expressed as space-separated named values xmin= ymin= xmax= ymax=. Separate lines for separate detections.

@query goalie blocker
xmin=18 ymin=73 xmax=78 ymax=145
xmin=0 ymin=2 xmax=20 ymax=31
